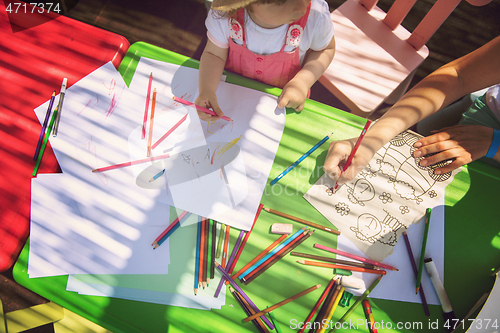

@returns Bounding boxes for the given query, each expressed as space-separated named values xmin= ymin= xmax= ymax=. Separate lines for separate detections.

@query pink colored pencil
xmin=333 ymin=119 xmax=371 ymax=191
xmin=92 ymin=154 xmax=170 ymax=173
xmin=152 ymin=113 xmax=188 ymax=149
xmin=142 ymin=72 xmax=153 ymax=139
xmin=147 ymin=89 xmax=157 ymax=157
xmin=172 ymin=96 xmax=232 ymax=122
xmin=314 ymin=243 xmax=398 ymax=271
xmin=152 ymin=210 xmax=190 ymax=248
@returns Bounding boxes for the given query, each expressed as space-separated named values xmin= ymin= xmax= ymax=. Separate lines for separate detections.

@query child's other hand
xmin=194 ymin=93 xmax=225 ymax=122
xmin=278 ymin=81 xmax=308 ymax=112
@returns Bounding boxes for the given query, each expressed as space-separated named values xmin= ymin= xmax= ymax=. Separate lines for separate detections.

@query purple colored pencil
xmin=214 ymin=230 xmax=245 ymax=298
xmin=214 ymin=262 xmax=275 ymax=330
xmin=33 ymin=91 xmax=56 ymax=161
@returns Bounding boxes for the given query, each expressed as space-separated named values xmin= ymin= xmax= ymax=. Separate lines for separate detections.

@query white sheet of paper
xmin=304 ymin=130 xmax=460 ymax=262
xmin=29 ymin=174 xmax=171 ymax=277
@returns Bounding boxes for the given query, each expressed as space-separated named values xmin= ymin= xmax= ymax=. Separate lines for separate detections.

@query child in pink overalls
xmin=195 ymin=0 xmax=336 ymax=121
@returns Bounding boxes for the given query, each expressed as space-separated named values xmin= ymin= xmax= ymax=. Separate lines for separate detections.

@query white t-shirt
xmin=206 ymin=0 xmax=334 ymax=65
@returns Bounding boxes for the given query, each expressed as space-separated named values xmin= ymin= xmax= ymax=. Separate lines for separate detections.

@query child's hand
xmin=278 ymin=80 xmax=308 ymax=112
xmin=194 ymin=93 xmax=225 ymax=122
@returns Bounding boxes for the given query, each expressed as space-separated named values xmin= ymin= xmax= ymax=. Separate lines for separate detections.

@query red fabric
xmin=0 ymin=0 xmax=129 ymax=271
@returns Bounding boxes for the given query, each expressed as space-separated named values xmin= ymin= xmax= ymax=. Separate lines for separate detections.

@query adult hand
xmin=277 ymin=80 xmax=308 ymax=112
xmin=413 ymin=125 xmax=494 ymax=174
xmin=323 ymin=138 xmax=375 ymax=184
xmin=194 ymin=93 xmax=225 ymax=122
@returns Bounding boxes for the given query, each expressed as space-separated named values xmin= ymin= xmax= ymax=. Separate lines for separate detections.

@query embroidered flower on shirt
xmin=229 ymin=18 xmax=243 ymax=41
xmin=286 ymin=24 xmax=303 ymax=47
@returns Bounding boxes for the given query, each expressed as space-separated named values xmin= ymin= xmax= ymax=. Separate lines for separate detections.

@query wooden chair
xmin=319 ymin=0 xmax=492 ymax=116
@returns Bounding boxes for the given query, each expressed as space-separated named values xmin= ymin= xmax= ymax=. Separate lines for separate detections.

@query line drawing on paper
xmin=350 ymin=209 xmax=405 ymax=246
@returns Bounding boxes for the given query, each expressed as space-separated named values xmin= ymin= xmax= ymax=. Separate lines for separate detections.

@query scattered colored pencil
xmin=222 ymin=225 xmax=230 ymax=269
xmin=332 ymin=119 xmax=371 ymax=192
xmin=52 ymin=77 xmax=67 ymax=137
xmin=152 ymin=113 xmax=188 ymax=149
xmin=216 ymin=223 xmax=225 ymax=258
xmin=214 ymin=262 xmax=275 ymax=330
xmin=149 ymin=169 xmax=165 ymax=182
xmin=230 ymin=234 xmax=287 ymax=282
xmin=203 ymin=217 xmax=210 ymax=286
xmin=34 ymin=91 xmax=55 ymax=161
xmin=211 ymin=219 xmax=216 ymax=280
xmin=291 ymin=251 xmax=381 ymax=270
xmin=238 ymin=228 xmax=305 ymax=280
xmin=173 ymin=96 xmax=232 ymax=122
xmin=316 ymin=282 xmax=342 ymax=333
xmin=147 ymin=88 xmax=157 ymax=157
xmin=194 ymin=217 xmax=201 ymax=295
xmin=331 ymin=276 xmax=383 ymax=332
xmin=362 ymin=299 xmax=378 ymax=333
xmin=297 ymin=260 xmax=386 ymax=275
xmin=33 ymin=106 xmax=58 ymax=177
xmin=270 ymin=133 xmax=332 ymax=185
xmin=298 ymin=278 xmax=336 ymax=333
xmin=152 ymin=210 xmax=189 ymax=249
xmin=92 ymin=153 xmax=170 ymax=173
xmin=230 ymin=286 xmax=269 ymax=333
xmin=263 ymin=208 xmax=340 ymax=235
xmin=243 ymin=284 xmax=322 ymax=322
xmin=267 ymin=307 xmax=282 ymax=333
xmin=402 ymin=232 xmax=430 ymax=316
xmin=314 ymin=243 xmax=398 ymax=271
xmin=214 ymin=230 xmax=245 ymax=298
xmin=318 ymin=286 xmax=344 ymax=333
xmin=416 ymin=208 xmax=432 ymax=294
xmin=200 ymin=217 xmax=206 ymax=288
xmin=142 ymin=72 xmax=153 ymax=139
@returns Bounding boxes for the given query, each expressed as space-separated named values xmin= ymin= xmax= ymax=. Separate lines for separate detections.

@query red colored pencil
xmin=152 ymin=113 xmax=188 ymax=149
xmin=333 ymin=119 xmax=371 ymax=192
xmin=173 ymin=96 xmax=232 ymax=122
xmin=298 ymin=278 xmax=336 ymax=333
xmin=142 ymin=72 xmax=153 ymax=139
xmin=92 ymin=154 xmax=170 ymax=173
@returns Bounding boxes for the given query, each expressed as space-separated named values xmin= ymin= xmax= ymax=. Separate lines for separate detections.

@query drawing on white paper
xmin=305 ymin=130 xmax=461 ymax=261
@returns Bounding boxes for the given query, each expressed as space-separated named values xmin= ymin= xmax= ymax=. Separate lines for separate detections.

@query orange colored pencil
xmin=147 ymin=88 xmax=157 ymax=157
xmin=297 ymin=260 xmax=386 ymax=275
xmin=222 ymin=225 xmax=230 ymax=269
xmin=228 ymin=234 xmax=287 ymax=284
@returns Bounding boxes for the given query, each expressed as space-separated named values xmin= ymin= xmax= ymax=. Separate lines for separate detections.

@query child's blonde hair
xmin=212 ymin=0 xmax=288 ymax=19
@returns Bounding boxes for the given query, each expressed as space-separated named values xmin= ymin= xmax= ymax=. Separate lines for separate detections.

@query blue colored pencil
xmin=238 ymin=228 xmax=305 ymax=280
xmin=270 ymin=133 xmax=332 ymax=185
xmin=33 ymin=91 xmax=56 ymax=161
xmin=149 ymin=169 xmax=165 ymax=182
xmin=194 ymin=217 xmax=202 ymax=295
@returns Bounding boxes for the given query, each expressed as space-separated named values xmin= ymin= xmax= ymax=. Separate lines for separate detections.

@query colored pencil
xmin=263 ymin=207 xmax=340 ymax=235
xmin=216 ymin=223 xmax=225 ymax=258
xmin=214 ymin=230 xmax=245 ymax=298
xmin=297 ymin=260 xmax=386 ymax=275
xmin=270 ymin=133 xmax=332 ymax=185
xmin=416 ymin=208 xmax=432 ymax=294
xmin=214 ymin=262 xmax=275 ymax=330
xmin=142 ymin=72 xmax=153 ymax=139
xmin=52 ymin=78 xmax=67 ymax=137
xmin=33 ymin=106 xmax=58 ymax=177
xmin=362 ymin=299 xmax=378 ymax=333
xmin=243 ymin=284 xmax=322 ymax=322
xmin=194 ymin=217 xmax=202 ymax=295
xmin=314 ymin=243 xmax=398 ymax=271
xmin=331 ymin=276 xmax=383 ymax=332
xmin=316 ymin=282 xmax=342 ymax=333
xmin=204 ymin=216 xmax=210 ymax=286
xmin=230 ymin=234 xmax=287 ymax=282
xmin=147 ymin=88 xmax=157 ymax=157
xmin=200 ymin=217 xmax=206 ymax=288
xmin=211 ymin=219 xmax=216 ymax=280
xmin=238 ymin=228 xmax=305 ymax=280
xmin=267 ymin=307 xmax=282 ymax=333
xmin=243 ymin=230 xmax=313 ymax=284
xmin=291 ymin=251 xmax=381 ymax=270
xmin=92 ymin=153 xmax=170 ymax=173
xmin=173 ymin=96 xmax=232 ymax=122
xmin=152 ymin=210 xmax=189 ymax=249
xmin=149 ymin=169 xmax=165 ymax=182
xmin=298 ymin=278 xmax=336 ymax=333
xmin=222 ymin=225 xmax=230 ymax=269
xmin=152 ymin=113 xmax=188 ymax=149
xmin=230 ymin=286 xmax=268 ymax=333
xmin=402 ymin=232 xmax=430 ymax=316
xmin=226 ymin=203 xmax=263 ymax=278
xmin=332 ymin=119 xmax=371 ymax=192
xmin=318 ymin=286 xmax=344 ymax=333
xmin=34 ymin=91 xmax=56 ymax=161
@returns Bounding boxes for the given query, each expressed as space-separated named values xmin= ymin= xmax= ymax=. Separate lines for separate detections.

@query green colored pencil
xmin=216 ymin=223 xmax=225 ymax=258
xmin=33 ymin=107 xmax=58 ymax=176
xmin=416 ymin=208 xmax=432 ymax=294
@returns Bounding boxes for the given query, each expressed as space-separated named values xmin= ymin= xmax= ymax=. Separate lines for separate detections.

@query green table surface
xmin=13 ymin=42 xmax=500 ymax=333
